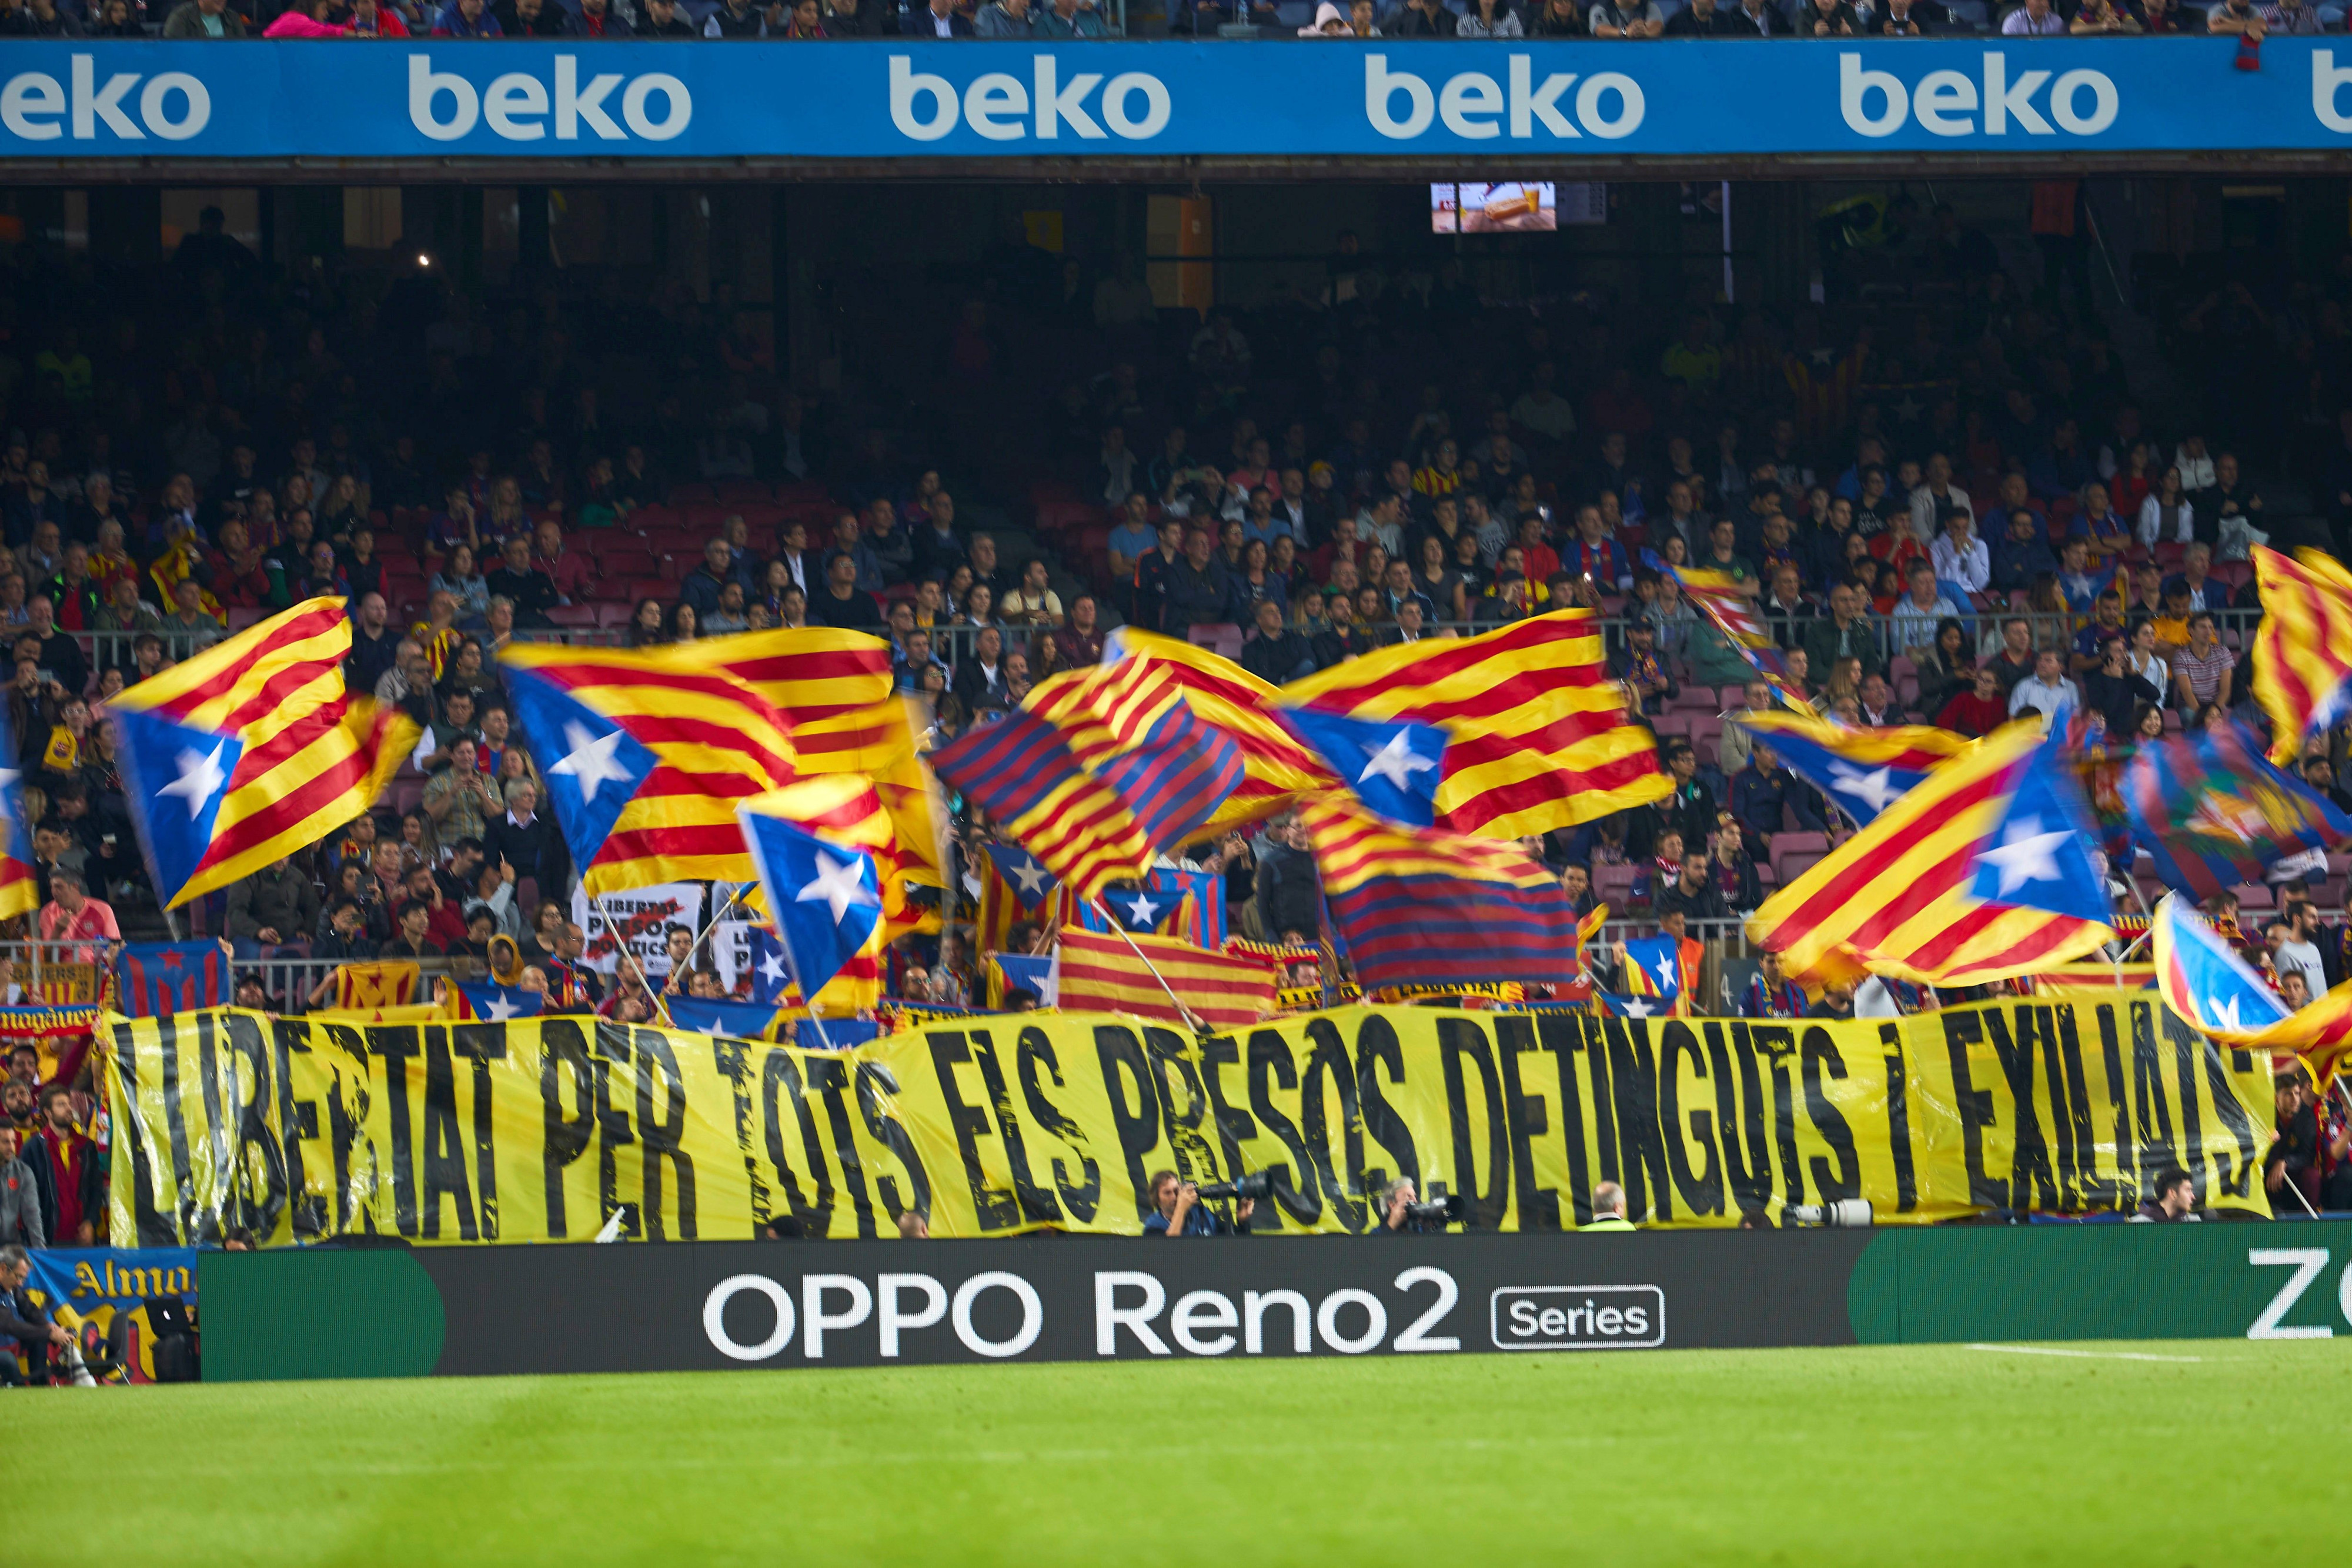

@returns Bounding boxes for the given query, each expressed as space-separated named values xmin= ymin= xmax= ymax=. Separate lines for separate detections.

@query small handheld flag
xmin=449 ymin=981 xmax=544 ymax=1022
xmin=738 ymin=802 xmax=885 ymax=1013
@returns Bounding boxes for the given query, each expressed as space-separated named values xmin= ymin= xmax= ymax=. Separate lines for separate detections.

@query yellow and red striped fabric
xmin=668 ymin=627 xmax=894 ymax=724
xmin=1055 ymin=925 xmax=1278 ymax=1030
xmin=1277 ymin=608 xmax=1671 ymax=839
xmin=1746 ymin=727 xmax=2115 ymax=986
xmin=789 ymin=696 xmax=950 ymax=902
xmin=1098 ymin=628 xmax=1336 ymax=831
xmin=0 ymin=855 xmax=35 ymax=922
xmin=110 ymin=597 xmax=419 ymax=906
xmin=498 ymin=642 xmax=800 ymax=895
xmin=2251 ymin=546 xmax=2352 ymax=765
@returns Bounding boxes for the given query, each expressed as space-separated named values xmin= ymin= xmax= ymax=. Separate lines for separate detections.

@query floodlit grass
xmin=38 ymin=1340 xmax=2351 ymax=1566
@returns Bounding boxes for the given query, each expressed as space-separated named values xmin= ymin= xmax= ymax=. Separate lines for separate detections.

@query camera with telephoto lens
xmin=1194 ymin=1169 xmax=1278 ymax=1203
xmin=1782 ymin=1199 xmax=1875 ymax=1228
xmin=1402 ymin=1192 xmax=1469 ymax=1226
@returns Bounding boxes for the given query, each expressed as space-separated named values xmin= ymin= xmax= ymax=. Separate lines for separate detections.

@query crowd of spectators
xmin=8 ymin=0 xmax=2338 ymax=41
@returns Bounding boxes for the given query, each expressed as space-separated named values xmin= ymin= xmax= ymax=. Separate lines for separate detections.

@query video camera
xmin=1194 ymin=1169 xmax=1278 ymax=1203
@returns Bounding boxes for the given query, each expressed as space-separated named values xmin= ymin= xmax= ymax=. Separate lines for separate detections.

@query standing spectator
xmin=36 ymin=870 xmax=116 ymax=965
xmin=226 ymin=857 xmax=320 ymax=961
xmin=0 ymin=1129 xmax=41 ymax=1249
xmin=24 ymin=1086 xmax=97 ymax=1248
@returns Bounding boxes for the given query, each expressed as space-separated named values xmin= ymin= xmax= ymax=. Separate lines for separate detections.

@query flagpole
xmin=663 ymin=884 xmax=740 ymax=1003
xmin=1088 ymin=894 xmax=1208 ymax=1035
xmin=589 ymin=887 xmax=676 ymax=1028
xmin=766 ymin=924 xmax=836 ymax=1052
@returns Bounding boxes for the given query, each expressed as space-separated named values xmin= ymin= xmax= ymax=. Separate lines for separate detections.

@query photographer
xmin=1371 ymin=1178 xmax=1457 ymax=1235
xmin=1144 ymin=1170 xmax=1252 ymax=1238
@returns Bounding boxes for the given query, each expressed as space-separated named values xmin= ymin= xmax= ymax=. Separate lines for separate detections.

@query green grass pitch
xmin=41 ymin=1341 xmax=2352 ymax=1566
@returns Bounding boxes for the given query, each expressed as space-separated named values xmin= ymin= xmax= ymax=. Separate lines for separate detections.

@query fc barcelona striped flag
xmin=112 ymin=942 xmax=229 ymax=1018
xmin=930 ymin=658 xmax=1244 ymax=904
xmin=1279 ymin=608 xmax=1670 ymax=840
xmin=2251 ymin=546 xmax=2352 ymax=765
xmin=109 ymin=597 xmax=419 ymax=908
xmin=1053 ymin=926 xmax=1278 ymax=1031
xmin=1098 ymin=627 xmax=1336 ymax=833
xmin=1301 ymin=797 xmax=1583 ymax=994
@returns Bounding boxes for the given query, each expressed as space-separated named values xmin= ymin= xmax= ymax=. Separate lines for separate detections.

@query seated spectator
xmin=1241 ymin=599 xmax=1316 ymax=684
xmin=2164 ymin=543 xmax=2234 ymax=614
xmin=1040 ymin=595 xmax=1105 ymax=673
xmin=485 ymin=536 xmax=558 ymax=628
xmin=163 ymin=0 xmax=248 ymax=32
xmin=2170 ymin=611 xmax=2234 ymax=712
xmin=808 ymin=552 xmax=883 ymax=630
xmin=1610 ymin=620 xmax=1674 ymax=715
xmin=2007 ymin=649 xmax=2080 ymax=727
xmin=483 ymin=777 xmax=565 ymax=898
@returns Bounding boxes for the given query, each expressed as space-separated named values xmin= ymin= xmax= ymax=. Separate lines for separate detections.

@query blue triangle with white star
xmin=1966 ymin=740 xmax=2112 ymax=923
xmin=1103 ymin=880 xmax=1177 ymax=931
xmin=455 ymin=981 xmax=543 ymax=1022
xmin=111 ymin=706 xmax=243 ymax=908
xmin=985 ymin=842 xmax=1057 ymax=912
xmin=1596 ymin=991 xmax=1665 ymax=1019
xmin=668 ymin=995 xmax=785 ymax=1039
xmin=1280 ymin=708 xmax=1449 ymax=827
xmin=738 ymin=805 xmax=883 ymax=1004
xmin=508 ymin=667 xmax=660 ymax=880
xmin=748 ymin=926 xmax=791 ymax=1005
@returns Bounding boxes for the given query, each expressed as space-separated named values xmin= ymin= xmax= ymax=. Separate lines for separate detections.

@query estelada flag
xmin=109 ymin=598 xmax=417 ymax=908
xmin=1279 ymin=607 xmax=1670 ymax=840
xmin=665 ymin=627 xmax=894 ymax=724
xmin=1053 ymin=926 xmax=1277 ymax=1031
xmin=2251 ymin=545 xmax=2352 ymax=765
xmin=1746 ymin=726 xmax=2116 ymax=987
xmin=334 ymin=961 xmax=419 ymax=1011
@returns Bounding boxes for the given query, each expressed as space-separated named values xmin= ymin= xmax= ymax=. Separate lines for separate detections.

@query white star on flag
xmin=1623 ymin=998 xmax=1656 ymax=1018
xmin=549 ymin=720 xmax=634 ymax=803
xmin=2206 ymin=994 xmax=2244 ymax=1032
xmin=1008 ymin=855 xmax=1050 ymax=897
xmin=1651 ymin=955 xmax=1679 ymax=991
xmin=482 ymin=993 xmax=520 ymax=1021
xmin=1357 ymin=731 xmax=1438 ymax=793
xmin=158 ymin=740 xmax=232 ymax=817
xmin=1977 ymin=815 xmax=2070 ymax=897
xmin=1828 ymin=763 xmax=1900 ymax=815
xmin=1894 ymin=393 xmax=1923 ymax=422
xmin=1123 ymin=892 xmax=1165 ymax=926
xmin=759 ymin=948 xmax=786 ymax=987
xmin=797 ymin=850 xmax=878 ymax=925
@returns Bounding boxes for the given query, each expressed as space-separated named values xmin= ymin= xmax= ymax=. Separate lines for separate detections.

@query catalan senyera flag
xmin=1302 ymin=797 xmax=1583 ymax=994
xmin=1746 ymin=726 xmax=2116 ymax=987
xmin=499 ymin=642 xmax=800 ymax=895
xmin=666 ymin=626 xmax=895 ymax=724
xmin=2152 ymin=893 xmax=2352 ymax=1088
xmin=1099 ymin=627 xmax=1335 ymax=831
xmin=789 ymin=696 xmax=950 ymax=900
xmin=1278 ymin=608 xmax=1670 ymax=840
xmin=109 ymin=597 xmax=418 ymax=908
xmin=2251 ymin=545 xmax=2352 ymax=765
xmin=1053 ymin=925 xmax=1278 ymax=1031
xmin=930 ymin=657 xmax=1244 ymax=904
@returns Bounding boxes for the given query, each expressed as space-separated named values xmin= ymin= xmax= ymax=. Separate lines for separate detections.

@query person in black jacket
xmin=0 ymin=1248 xmax=73 ymax=1385
xmin=1161 ymin=529 xmax=1228 ymax=634
xmin=483 ymin=778 xmax=567 ymax=902
xmin=1239 ymin=601 xmax=1315 ymax=685
xmin=1253 ymin=815 xmax=1321 ymax=943
xmin=1387 ymin=0 xmax=1455 ymax=32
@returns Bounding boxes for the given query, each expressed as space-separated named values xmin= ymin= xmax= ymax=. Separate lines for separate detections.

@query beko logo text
xmin=1839 ymin=51 xmax=2117 ymax=138
xmin=889 ymin=55 xmax=1171 ymax=142
xmin=2 ymin=56 xmax=209 ymax=142
xmin=1365 ymin=54 xmax=1643 ymax=141
xmin=407 ymin=54 xmax=690 ymax=142
xmin=1491 ymin=1285 xmax=1666 ymax=1350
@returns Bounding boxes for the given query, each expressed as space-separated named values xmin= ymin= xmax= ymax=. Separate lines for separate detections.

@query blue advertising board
xmin=0 ymin=38 xmax=2346 ymax=161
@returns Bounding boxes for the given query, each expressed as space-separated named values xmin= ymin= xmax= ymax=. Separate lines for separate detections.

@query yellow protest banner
xmin=103 ymin=992 xmax=2276 ymax=1247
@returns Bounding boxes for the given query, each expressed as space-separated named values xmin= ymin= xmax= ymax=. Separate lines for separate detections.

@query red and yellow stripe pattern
xmin=2251 ymin=545 xmax=2352 ymax=765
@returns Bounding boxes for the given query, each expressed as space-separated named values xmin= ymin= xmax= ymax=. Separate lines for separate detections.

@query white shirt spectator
xmin=1890 ymin=589 xmax=1964 ymax=653
xmin=1929 ymin=529 xmax=1990 ymax=595
xmin=2275 ymin=932 xmax=2327 ymax=995
xmin=1510 ymin=388 xmax=1577 ymax=443
xmin=2000 ymin=4 xmax=2064 ymax=28
xmin=2174 ymin=444 xmax=2217 ymax=492
xmin=2008 ymin=672 xmax=2080 ymax=725
xmin=2137 ymin=494 xmax=2193 ymax=548
xmin=2127 ymin=647 xmax=2170 ymax=700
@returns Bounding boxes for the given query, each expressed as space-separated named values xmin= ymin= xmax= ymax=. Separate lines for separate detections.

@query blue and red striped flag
xmin=1068 ymin=865 xmax=1228 ymax=950
xmin=113 ymin=942 xmax=229 ymax=1018
xmin=1301 ymin=796 xmax=1583 ymax=994
xmin=930 ymin=658 xmax=1243 ymax=904
xmin=2119 ymin=719 xmax=2350 ymax=901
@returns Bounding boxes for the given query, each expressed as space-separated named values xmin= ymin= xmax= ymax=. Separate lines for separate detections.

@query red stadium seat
xmin=2233 ymin=882 xmax=2274 ymax=911
xmin=546 ymin=606 xmax=598 ymax=628
xmin=1651 ymin=712 xmax=1692 ymax=740
xmin=1188 ymin=623 xmax=1244 ymax=661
